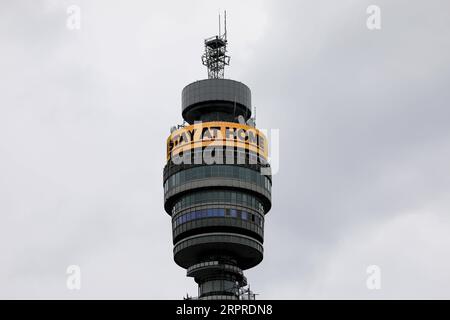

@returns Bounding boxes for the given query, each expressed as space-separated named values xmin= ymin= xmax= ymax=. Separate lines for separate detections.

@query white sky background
xmin=1 ymin=0 xmax=450 ymax=299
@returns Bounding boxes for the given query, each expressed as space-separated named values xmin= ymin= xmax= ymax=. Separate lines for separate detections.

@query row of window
xmin=188 ymin=261 xmax=242 ymax=275
xmin=174 ymin=215 xmax=263 ymax=239
xmin=172 ymin=190 xmax=265 ymax=214
xmin=200 ymin=280 xmax=237 ymax=296
xmin=173 ymin=208 xmax=264 ymax=228
xmin=199 ymin=295 xmax=238 ymax=300
xmin=169 ymin=147 xmax=268 ymax=165
xmin=164 ymin=165 xmax=271 ymax=193
xmin=174 ymin=234 xmax=263 ymax=254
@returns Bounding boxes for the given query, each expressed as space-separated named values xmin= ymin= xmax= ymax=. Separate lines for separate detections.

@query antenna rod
xmin=224 ymin=10 xmax=227 ymax=40
xmin=219 ymin=11 xmax=221 ymax=38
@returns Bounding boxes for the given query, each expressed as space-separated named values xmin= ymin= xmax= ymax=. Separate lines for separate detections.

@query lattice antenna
xmin=201 ymin=10 xmax=230 ymax=79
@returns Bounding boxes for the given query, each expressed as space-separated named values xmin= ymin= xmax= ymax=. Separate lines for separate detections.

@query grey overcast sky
xmin=1 ymin=0 xmax=450 ymax=299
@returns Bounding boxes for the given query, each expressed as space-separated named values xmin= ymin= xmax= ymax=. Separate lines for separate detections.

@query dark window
xmin=180 ymin=171 xmax=185 ymax=184
xmin=233 ymin=167 xmax=239 ymax=178
xmin=204 ymin=166 xmax=211 ymax=178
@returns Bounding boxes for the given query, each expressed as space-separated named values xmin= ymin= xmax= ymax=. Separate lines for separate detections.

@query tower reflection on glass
xmin=163 ymin=12 xmax=272 ymax=300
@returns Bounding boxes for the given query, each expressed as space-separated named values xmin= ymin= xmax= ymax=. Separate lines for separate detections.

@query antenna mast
xmin=224 ymin=10 xmax=227 ymax=41
xmin=202 ymin=10 xmax=230 ymax=79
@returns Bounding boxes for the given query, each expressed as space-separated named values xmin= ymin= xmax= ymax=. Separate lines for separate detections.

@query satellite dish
xmin=246 ymin=118 xmax=255 ymax=127
xmin=170 ymin=126 xmax=177 ymax=133
xmin=237 ymin=115 xmax=245 ymax=125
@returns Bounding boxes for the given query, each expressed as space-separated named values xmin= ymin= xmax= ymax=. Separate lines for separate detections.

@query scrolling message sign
xmin=167 ymin=122 xmax=268 ymax=161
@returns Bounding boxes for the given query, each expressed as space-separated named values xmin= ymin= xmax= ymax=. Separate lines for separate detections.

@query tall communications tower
xmin=163 ymin=12 xmax=272 ymax=300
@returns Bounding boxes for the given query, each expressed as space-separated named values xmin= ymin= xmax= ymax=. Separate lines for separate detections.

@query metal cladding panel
xmin=182 ymin=79 xmax=251 ymax=111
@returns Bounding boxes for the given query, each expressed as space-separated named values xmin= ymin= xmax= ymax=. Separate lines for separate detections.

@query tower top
xmin=201 ymin=11 xmax=230 ymax=79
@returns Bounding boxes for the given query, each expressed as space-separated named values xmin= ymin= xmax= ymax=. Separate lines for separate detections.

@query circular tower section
xmin=163 ymin=78 xmax=272 ymax=300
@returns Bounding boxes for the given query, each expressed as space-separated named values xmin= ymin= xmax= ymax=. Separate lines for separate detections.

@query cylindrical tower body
xmin=163 ymin=79 xmax=272 ymax=300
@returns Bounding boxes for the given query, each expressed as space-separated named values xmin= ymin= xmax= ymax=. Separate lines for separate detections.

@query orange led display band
xmin=166 ymin=121 xmax=268 ymax=161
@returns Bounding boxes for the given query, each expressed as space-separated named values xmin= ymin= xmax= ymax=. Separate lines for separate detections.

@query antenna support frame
xmin=202 ymin=11 xmax=230 ymax=79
